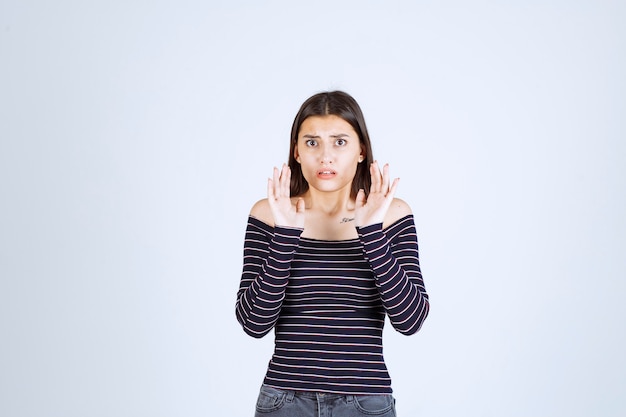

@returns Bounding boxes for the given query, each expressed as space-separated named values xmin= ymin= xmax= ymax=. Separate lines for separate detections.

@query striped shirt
xmin=235 ymin=214 xmax=429 ymax=394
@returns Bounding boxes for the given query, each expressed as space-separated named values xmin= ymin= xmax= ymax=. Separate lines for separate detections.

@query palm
xmin=355 ymin=162 xmax=399 ymax=227
xmin=268 ymin=164 xmax=305 ymax=229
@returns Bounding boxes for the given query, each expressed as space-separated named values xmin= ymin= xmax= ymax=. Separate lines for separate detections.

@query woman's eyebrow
xmin=301 ymin=133 xmax=350 ymax=139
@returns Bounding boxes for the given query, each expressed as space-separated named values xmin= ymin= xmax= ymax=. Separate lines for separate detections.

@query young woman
xmin=236 ymin=91 xmax=429 ymax=417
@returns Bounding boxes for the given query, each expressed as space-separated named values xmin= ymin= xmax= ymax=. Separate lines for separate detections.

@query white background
xmin=1 ymin=1 xmax=624 ymax=416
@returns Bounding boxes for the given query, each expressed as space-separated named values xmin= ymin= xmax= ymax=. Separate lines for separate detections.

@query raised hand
xmin=267 ymin=164 xmax=306 ymax=229
xmin=354 ymin=161 xmax=399 ymax=227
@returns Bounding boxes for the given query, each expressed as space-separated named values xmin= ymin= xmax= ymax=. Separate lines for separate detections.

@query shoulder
xmin=383 ymin=198 xmax=413 ymax=228
xmin=249 ymin=199 xmax=274 ymax=227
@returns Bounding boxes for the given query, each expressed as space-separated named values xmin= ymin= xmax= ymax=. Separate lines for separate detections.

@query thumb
xmin=355 ymin=189 xmax=366 ymax=208
xmin=296 ymin=198 xmax=306 ymax=213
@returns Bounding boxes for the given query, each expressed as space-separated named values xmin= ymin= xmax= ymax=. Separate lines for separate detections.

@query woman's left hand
xmin=354 ymin=161 xmax=399 ymax=227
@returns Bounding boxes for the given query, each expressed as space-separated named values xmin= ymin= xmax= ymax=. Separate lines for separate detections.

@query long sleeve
xmin=235 ymin=216 xmax=302 ymax=338
xmin=357 ymin=215 xmax=429 ymax=335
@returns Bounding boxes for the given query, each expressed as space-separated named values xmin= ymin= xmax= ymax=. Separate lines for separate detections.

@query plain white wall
xmin=1 ymin=1 xmax=624 ymax=416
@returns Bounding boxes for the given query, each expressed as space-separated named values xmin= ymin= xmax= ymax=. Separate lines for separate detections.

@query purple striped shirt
xmin=236 ymin=214 xmax=429 ymax=394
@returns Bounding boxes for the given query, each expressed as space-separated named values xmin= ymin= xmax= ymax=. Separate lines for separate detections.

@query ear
xmin=294 ymin=147 xmax=301 ymax=163
xmin=358 ymin=146 xmax=365 ymax=163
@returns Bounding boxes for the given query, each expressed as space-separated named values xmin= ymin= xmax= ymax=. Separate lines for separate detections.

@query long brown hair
xmin=288 ymin=91 xmax=374 ymax=198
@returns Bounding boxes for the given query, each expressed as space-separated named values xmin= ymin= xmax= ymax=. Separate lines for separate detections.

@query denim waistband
xmin=261 ymin=384 xmax=389 ymax=402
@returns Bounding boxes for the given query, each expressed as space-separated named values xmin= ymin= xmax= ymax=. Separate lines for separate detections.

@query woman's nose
xmin=320 ymin=144 xmax=333 ymax=164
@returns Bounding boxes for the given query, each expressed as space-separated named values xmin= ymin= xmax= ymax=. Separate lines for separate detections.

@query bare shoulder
xmin=249 ymin=199 xmax=274 ymax=227
xmin=383 ymin=198 xmax=413 ymax=228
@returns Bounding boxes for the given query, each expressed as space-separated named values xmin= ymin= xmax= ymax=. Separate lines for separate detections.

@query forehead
xmin=299 ymin=115 xmax=357 ymax=136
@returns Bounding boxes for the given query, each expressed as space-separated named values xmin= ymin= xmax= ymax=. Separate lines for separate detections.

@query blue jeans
xmin=254 ymin=385 xmax=397 ymax=417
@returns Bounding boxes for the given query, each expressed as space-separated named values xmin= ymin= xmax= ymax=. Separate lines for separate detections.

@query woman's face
xmin=294 ymin=115 xmax=364 ymax=195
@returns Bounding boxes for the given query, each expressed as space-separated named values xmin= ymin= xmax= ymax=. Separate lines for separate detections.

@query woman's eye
xmin=335 ymin=138 xmax=347 ymax=146
xmin=305 ymin=139 xmax=317 ymax=147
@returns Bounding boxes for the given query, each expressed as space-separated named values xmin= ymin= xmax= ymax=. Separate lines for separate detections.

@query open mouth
xmin=317 ymin=169 xmax=336 ymax=178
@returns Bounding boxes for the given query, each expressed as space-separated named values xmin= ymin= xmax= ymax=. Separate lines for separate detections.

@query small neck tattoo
xmin=340 ymin=217 xmax=355 ymax=224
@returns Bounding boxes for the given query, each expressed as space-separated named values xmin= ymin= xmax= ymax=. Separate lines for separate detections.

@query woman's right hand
xmin=267 ymin=164 xmax=306 ymax=229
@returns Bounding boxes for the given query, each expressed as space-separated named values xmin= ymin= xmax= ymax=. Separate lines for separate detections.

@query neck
xmin=302 ymin=188 xmax=354 ymax=216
